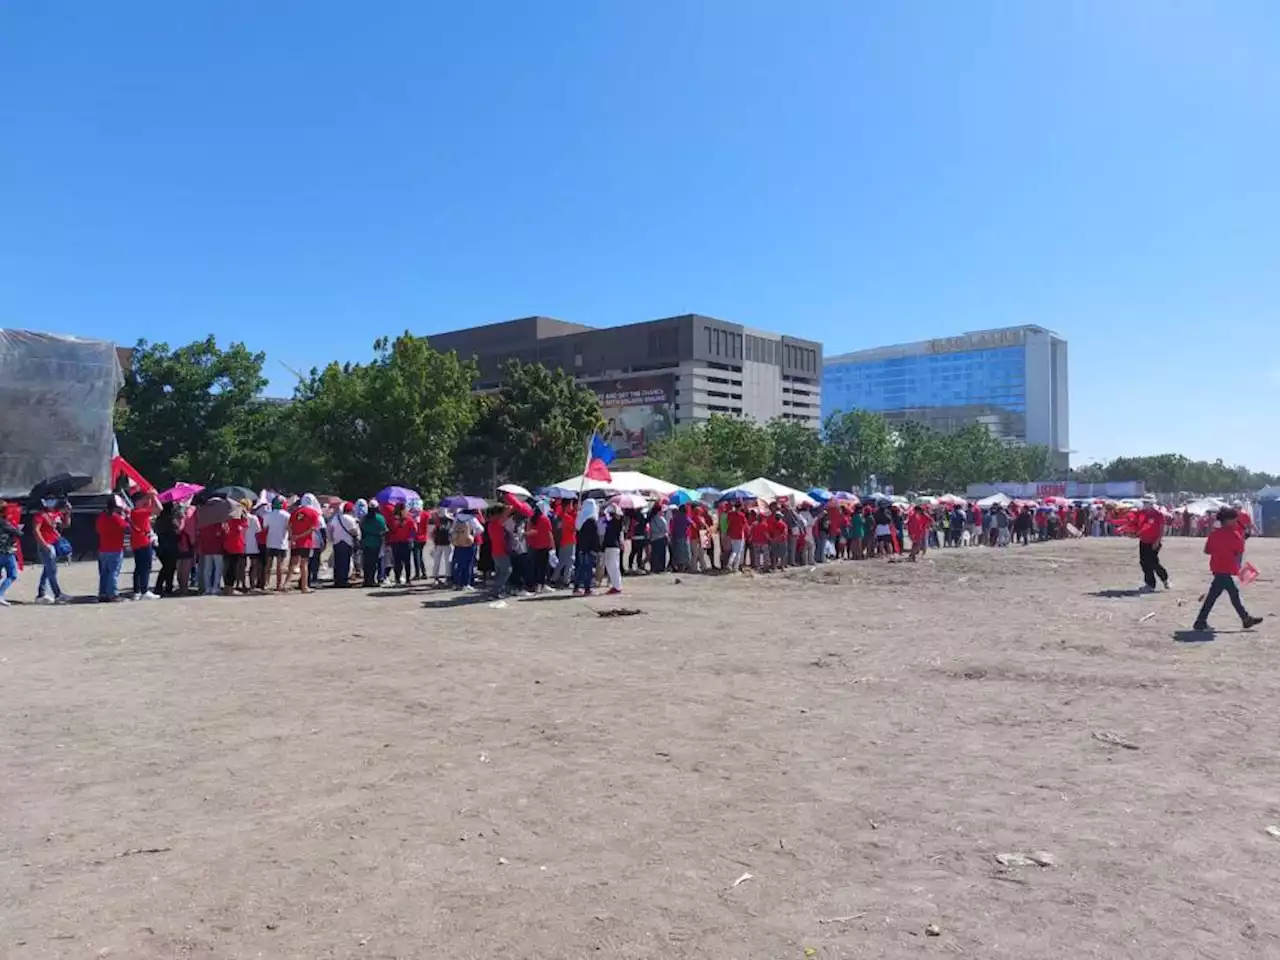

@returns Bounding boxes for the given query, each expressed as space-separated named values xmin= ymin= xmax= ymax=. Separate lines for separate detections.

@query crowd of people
xmin=0 ymin=487 xmax=1262 ymax=633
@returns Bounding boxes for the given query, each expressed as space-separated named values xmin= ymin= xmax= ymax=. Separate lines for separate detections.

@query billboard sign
xmin=589 ymin=374 xmax=674 ymax=459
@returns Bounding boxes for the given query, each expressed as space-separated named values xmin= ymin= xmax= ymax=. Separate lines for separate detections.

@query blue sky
xmin=1 ymin=1 xmax=1276 ymax=469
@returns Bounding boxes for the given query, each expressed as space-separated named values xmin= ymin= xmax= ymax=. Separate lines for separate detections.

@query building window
xmin=706 ymin=328 xmax=713 ymax=354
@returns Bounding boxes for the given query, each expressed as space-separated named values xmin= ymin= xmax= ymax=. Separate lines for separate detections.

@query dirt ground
xmin=2 ymin=537 xmax=1278 ymax=959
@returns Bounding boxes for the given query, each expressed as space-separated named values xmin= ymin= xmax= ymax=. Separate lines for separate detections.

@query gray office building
xmin=428 ymin=315 xmax=822 ymax=459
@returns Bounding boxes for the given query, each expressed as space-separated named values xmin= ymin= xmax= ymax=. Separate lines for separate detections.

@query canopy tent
xmin=548 ymin=470 xmax=680 ymax=497
xmin=1181 ymin=497 xmax=1226 ymax=516
xmin=976 ymin=492 xmax=1011 ymax=508
xmin=718 ymin=477 xmax=817 ymax=508
xmin=1257 ymin=485 xmax=1280 ymax=500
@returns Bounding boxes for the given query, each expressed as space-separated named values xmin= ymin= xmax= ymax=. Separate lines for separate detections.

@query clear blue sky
xmin=2 ymin=1 xmax=1277 ymax=470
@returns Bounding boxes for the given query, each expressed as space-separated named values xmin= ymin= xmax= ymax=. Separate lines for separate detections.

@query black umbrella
xmin=27 ymin=473 xmax=92 ymax=504
xmin=208 ymin=485 xmax=256 ymax=503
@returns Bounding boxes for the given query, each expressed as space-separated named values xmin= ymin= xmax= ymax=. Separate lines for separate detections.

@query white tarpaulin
xmin=549 ymin=470 xmax=680 ymax=496
xmin=976 ymin=492 xmax=1012 ymax=508
xmin=0 ymin=330 xmax=123 ymax=498
xmin=720 ymin=477 xmax=818 ymax=508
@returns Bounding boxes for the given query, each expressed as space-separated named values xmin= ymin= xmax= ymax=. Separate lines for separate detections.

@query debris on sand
xmin=818 ymin=913 xmax=865 ymax=924
xmin=1139 ymin=612 xmax=1156 ymax=623
xmin=1265 ymin=826 xmax=1280 ymax=839
xmin=487 ymin=600 xmax=508 ymax=609
xmin=996 ymin=851 xmax=1055 ymax=868
xmin=1092 ymin=731 xmax=1140 ymax=750
xmin=597 ymin=608 xmax=644 ymax=618
xmin=925 ymin=923 xmax=941 ymax=936
xmin=731 ymin=871 xmax=754 ymax=888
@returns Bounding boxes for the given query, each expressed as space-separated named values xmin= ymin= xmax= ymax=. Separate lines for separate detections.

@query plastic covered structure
xmin=0 ymin=330 xmax=123 ymax=499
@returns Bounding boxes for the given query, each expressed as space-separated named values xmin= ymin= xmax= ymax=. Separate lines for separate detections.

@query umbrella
xmin=375 ymin=486 xmax=419 ymax=504
xmin=502 ymin=492 xmax=534 ymax=518
xmin=208 ymin=485 xmax=256 ymax=504
xmin=608 ymin=493 xmax=649 ymax=511
xmin=696 ymin=486 xmax=721 ymax=496
xmin=669 ymin=489 xmax=698 ymax=506
xmin=27 ymin=473 xmax=92 ymax=503
xmin=158 ymin=482 xmax=204 ymax=503
xmin=441 ymin=495 xmax=487 ymax=512
xmin=497 ymin=483 xmax=532 ymax=498
xmin=832 ymin=491 xmax=859 ymax=502
xmin=197 ymin=498 xmax=245 ymax=527
xmin=808 ymin=487 xmax=833 ymax=503
xmin=539 ymin=486 xmax=579 ymax=499
xmin=717 ymin=489 xmax=758 ymax=504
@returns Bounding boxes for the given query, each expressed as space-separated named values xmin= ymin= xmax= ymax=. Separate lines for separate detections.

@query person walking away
xmin=572 ymin=499 xmax=601 ymax=596
xmin=648 ymin=505 xmax=669 ymax=574
xmin=287 ymin=494 xmax=323 ymax=593
xmin=725 ymin=503 xmax=747 ymax=571
xmin=412 ymin=508 xmax=428 ymax=580
xmin=387 ymin=503 xmax=414 ymax=585
xmin=329 ymin=503 xmax=358 ymax=587
xmin=32 ymin=500 xmax=70 ymax=603
xmin=1136 ymin=502 xmax=1170 ymax=592
xmin=242 ymin=504 xmax=262 ymax=590
xmin=602 ymin=505 xmax=624 ymax=594
xmin=197 ymin=511 xmax=225 ymax=596
xmin=669 ymin=506 xmax=690 ymax=572
xmin=995 ymin=506 xmax=1011 ymax=547
xmin=749 ymin=512 xmax=770 ymax=571
xmin=449 ymin=512 xmax=477 ymax=589
xmin=96 ymin=500 xmax=128 ymax=602
xmin=627 ymin=509 xmax=648 ymax=572
xmin=129 ymin=495 xmax=160 ymax=600
xmin=263 ymin=497 xmax=291 ymax=591
xmin=527 ymin=504 xmax=555 ymax=591
xmin=554 ymin=500 xmax=577 ymax=586
xmin=507 ymin=515 xmax=530 ymax=591
xmin=429 ymin=509 xmax=452 ymax=584
xmin=360 ymin=500 xmax=388 ymax=587
xmin=907 ymin=505 xmax=931 ymax=561
xmin=849 ymin=505 xmax=866 ymax=559
xmin=308 ymin=514 xmax=327 ymax=586
xmin=487 ymin=506 xmax=512 ymax=596
xmin=0 ymin=501 xmax=21 ymax=605
xmin=222 ymin=509 xmax=248 ymax=595
xmin=873 ymin=502 xmax=893 ymax=558
xmin=1193 ymin=508 xmax=1263 ymax=632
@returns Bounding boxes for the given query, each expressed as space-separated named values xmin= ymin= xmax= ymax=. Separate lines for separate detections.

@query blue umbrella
xmin=808 ymin=487 xmax=832 ymax=503
xmin=669 ymin=489 xmax=697 ymax=506
xmin=440 ymin=495 xmax=487 ymax=512
xmin=375 ymin=485 xmax=419 ymax=504
xmin=832 ymin=491 xmax=859 ymax=502
xmin=717 ymin=489 xmax=758 ymax=504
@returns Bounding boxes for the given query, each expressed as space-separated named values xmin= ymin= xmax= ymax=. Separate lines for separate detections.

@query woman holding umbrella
xmin=32 ymin=499 xmax=71 ymax=604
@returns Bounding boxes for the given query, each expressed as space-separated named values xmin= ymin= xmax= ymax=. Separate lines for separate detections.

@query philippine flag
xmin=583 ymin=430 xmax=615 ymax=483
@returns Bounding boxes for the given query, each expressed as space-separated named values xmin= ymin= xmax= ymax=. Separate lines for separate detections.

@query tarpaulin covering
xmin=0 ymin=331 xmax=123 ymax=499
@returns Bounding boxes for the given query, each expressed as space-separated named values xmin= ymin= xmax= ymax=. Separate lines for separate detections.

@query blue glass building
xmin=823 ymin=326 xmax=1069 ymax=467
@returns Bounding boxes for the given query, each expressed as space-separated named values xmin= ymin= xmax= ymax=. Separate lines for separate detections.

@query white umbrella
xmin=607 ymin=493 xmax=649 ymax=511
xmin=497 ymin=483 xmax=532 ymax=498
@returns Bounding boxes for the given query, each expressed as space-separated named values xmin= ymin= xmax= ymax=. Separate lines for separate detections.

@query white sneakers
xmin=35 ymin=595 xmax=54 ymax=605
xmin=132 ymin=591 xmax=160 ymax=601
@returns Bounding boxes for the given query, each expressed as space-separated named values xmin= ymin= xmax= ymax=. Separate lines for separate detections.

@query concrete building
xmin=428 ymin=315 xmax=822 ymax=459
xmin=823 ymin=325 xmax=1069 ymax=468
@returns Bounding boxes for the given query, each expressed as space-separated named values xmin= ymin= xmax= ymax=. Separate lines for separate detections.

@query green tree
xmin=765 ymin=418 xmax=827 ymax=489
xmin=640 ymin=423 xmax=717 ymax=488
xmin=454 ymin=359 xmax=603 ymax=493
xmin=116 ymin=336 xmax=274 ymax=489
xmin=294 ymin=333 xmax=477 ymax=500
xmin=887 ymin=420 xmax=943 ymax=493
xmin=823 ymin=409 xmax=896 ymax=492
xmin=703 ymin=415 xmax=775 ymax=487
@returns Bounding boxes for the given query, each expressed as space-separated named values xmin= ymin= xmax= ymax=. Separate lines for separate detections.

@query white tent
xmin=719 ymin=477 xmax=818 ymax=508
xmin=1257 ymin=485 xmax=1280 ymax=500
xmin=1182 ymin=497 xmax=1226 ymax=516
xmin=976 ymin=492 xmax=1011 ymax=508
xmin=548 ymin=470 xmax=680 ymax=496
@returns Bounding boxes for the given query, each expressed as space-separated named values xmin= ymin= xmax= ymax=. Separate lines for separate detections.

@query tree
xmin=116 ymin=336 xmax=275 ymax=490
xmin=455 ymin=359 xmax=602 ymax=492
xmin=766 ymin=419 xmax=827 ymax=489
xmin=639 ymin=423 xmax=717 ymax=488
xmin=887 ymin=420 xmax=943 ymax=493
xmin=823 ymin=409 xmax=896 ymax=492
xmin=703 ymin=415 xmax=775 ymax=487
xmin=293 ymin=333 xmax=477 ymax=500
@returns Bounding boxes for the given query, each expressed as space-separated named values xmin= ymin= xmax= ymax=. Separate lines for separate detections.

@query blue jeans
xmin=451 ymin=545 xmax=475 ymax=588
xmin=573 ymin=549 xmax=598 ymax=593
xmin=132 ymin=546 xmax=154 ymax=596
xmin=37 ymin=546 xmax=63 ymax=599
xmin=200 ymin=554 xmax=223 ymax=595
xmin=0 ymin=553 xmax=18 ymax=599
xmin=98 ymin=551 xmax=123 ymax=599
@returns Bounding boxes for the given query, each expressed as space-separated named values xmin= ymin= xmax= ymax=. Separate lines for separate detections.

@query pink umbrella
xmin=159 ymin=482 xmax=204 ymax=503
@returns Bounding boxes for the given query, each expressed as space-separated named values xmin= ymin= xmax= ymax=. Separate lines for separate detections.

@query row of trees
xmin=115 ymin=334 xmax=1278 ymax=500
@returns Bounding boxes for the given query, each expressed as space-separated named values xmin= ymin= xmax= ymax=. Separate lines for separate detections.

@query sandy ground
xmin=2 ymin=536 xmax=1278 ymax=959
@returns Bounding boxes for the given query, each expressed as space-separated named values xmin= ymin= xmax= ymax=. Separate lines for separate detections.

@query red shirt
xmin=223 ymin=517 xmax=248 ymax=554
xmin=129 ymin=508 xmax=153 ymax=549
xmin=1205 ymin=526 xmax=1245 ymax=576
xmin=907 ymin=512 xmax=930 ymax=540
xmin=289 ymin=506 xmax=321 ymax=548
xmin=726 ymin=511 xmax=748 ymax=540
xmin=527 ymin=514 xmax=554 ymax=551
xmin=95 ymin=512 xmax=127 ymax=553
xmin=386 ymin=514 xmax=414 ymax=544
xmin=749 ymin=520 xmax=770 ymax=545
xmin=487 ymin=518 xmax=508 ymax=558
xmin=1137 ymin=509 xmax=1164 ymax=545
xmin=415 ymin=514 xmax=430 ymax=543
xmin=35 ymin=510 xmax=62 ymax=546
xmin=560 ymin=509 xmax=577 ymax=546
xmin=198 ymin=523 xmax=225 ymax=555
xmin=768 ymin=518 xmax=788 ymax=543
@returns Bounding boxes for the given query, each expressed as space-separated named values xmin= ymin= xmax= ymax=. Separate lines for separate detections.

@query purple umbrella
xmin=375 ymin=486 xmax=419 ymax=504
xmin=440 ymin=495 xmax=487 ymax=512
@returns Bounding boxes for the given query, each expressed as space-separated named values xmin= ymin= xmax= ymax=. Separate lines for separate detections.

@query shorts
xmin=877 ymin=534 xmax=894 ymax=548
xmin=266 ymin=547 xmax=287 ymax=560
xmin=292 ymin=547 xmax=312 ymax=559
xmin=176 ymin=550 xmax=194 ymax=561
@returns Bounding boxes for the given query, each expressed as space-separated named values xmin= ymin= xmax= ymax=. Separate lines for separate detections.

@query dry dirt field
xmin=2 ymin=537 xmax=1279 ymax=959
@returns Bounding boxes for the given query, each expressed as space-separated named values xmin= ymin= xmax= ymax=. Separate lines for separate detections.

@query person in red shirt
xmin=526 ymin=505 xmax=555 ymax=591
xmin=1136 ymin=503 xmax=1170 ymax=592
xmin=748 ymin=511 xmax=770 ymax=571
xmin=386 ymin=503 xmax=415 ymax=585
xmin=1193 ymin=508 xmax=1263 ymax=632
xmin=288 ymin=495 xmax=323 ymax=593
xmin=725 ymin=504 xmax=748 ymax=572
xmin=486 ymin=505 xmax=512 ymax=596
xmin=556 ymin=501 xmax=577 ymax=587
xmin=222 ymin=512 xmax=249 ymax=595
xmin=197 ymin=513 xmax=226 ymax=595
xmin=413 ymin=509 xmax=430 ymax=581
xmin=32 ymin=502 xmax=70 ymax=603
xmin=767 ymin=512 xmax=788 ymax=571
xmin=128 ymin=495 xmax=160 ymax=600
xmin=95 ymin=500 xmax=128 ymax=602
xmin=907 ymin=506 xmax=932 ymax=561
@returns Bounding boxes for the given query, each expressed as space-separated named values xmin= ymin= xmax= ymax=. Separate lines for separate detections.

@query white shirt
xmin=329 ymin=513 xmax=358 ymax=547
xmin=244 ymin=515 xmax=262 ymax=555
xmin=264 ymin=509 xmax=291 ymax=550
